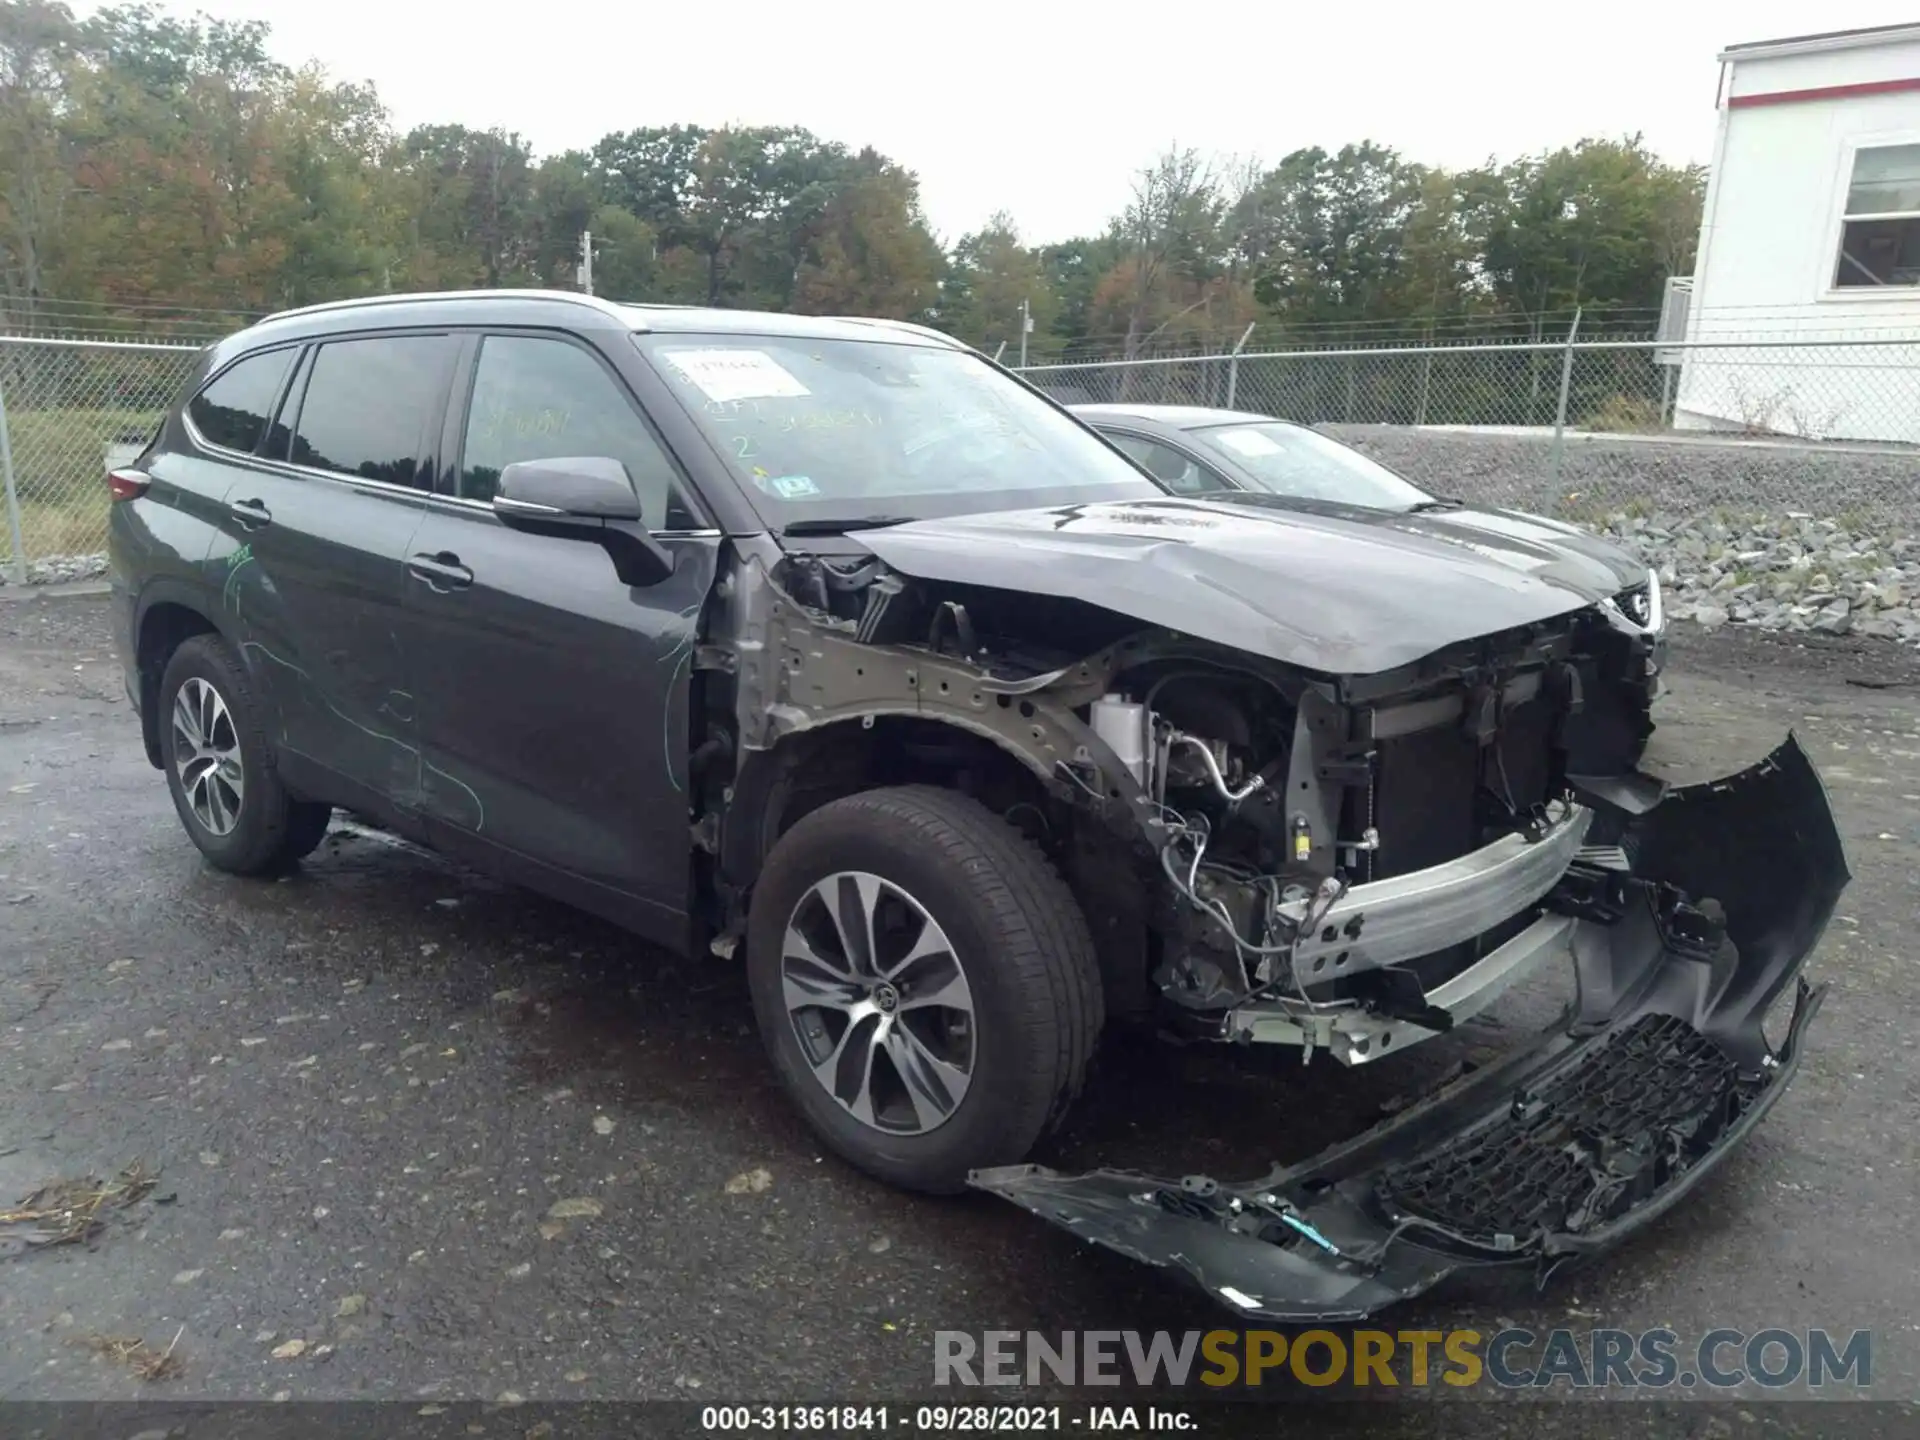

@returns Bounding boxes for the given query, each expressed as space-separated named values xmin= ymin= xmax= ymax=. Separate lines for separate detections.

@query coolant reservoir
xmin=1089 ymin=693 xmax=1149 ymax=787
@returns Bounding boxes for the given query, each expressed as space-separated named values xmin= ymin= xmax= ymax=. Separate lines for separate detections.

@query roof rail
xmin=256 ymin=288 xmax=634 ymax=327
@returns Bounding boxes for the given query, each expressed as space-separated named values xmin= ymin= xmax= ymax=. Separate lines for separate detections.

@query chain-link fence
xmin=0 ymin=337 xmax=203 ymax=580
xmin=5 ymin=329 xmax=1919 ymax=581
xmin=1015 ymin=335 xmax=1920 ymax=537
xmin=1014 ymin=335 xmax=1920 ymax=436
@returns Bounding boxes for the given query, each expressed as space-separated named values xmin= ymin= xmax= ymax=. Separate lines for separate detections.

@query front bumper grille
xmin=1378 ymin=1014 xmax=1754 ymax=1244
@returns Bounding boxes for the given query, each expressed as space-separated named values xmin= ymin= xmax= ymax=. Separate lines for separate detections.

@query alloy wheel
xmin=172 ymin=676 xmax=245 ymax=836
xmin=780 ymin=871 xmax=977 ymax=1135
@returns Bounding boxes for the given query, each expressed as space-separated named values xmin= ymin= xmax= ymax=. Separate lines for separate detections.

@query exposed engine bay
xmin=1073 ymin=639 xmax=1637 ymax=1062
xmin=716 ymin=540 xmax=1665 ymax=1064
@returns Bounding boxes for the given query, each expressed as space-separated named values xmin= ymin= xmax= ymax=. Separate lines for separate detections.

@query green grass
xmin=2 ymin=405 xmax=163 ymax=563
xmin=3 ymin=497 xmax=111 ymax=563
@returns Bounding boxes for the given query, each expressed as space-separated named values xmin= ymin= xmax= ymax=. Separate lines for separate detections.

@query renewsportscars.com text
xmin=933 ymin=1328 xmax=1872 ymax=1390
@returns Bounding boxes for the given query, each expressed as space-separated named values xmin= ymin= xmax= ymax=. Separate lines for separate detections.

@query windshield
xmin=1190 ymin=421 xmax=1435 ymax=510
xmin=634 ymin=333 xmax=1160 ymax=528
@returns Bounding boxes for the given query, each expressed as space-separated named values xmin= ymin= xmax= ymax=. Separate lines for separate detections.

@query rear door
xmin=399 ymin=330 xmax=720 ymax=939
xmin=119 ymin=345 xmax=299 ymax=731
xmin=211 ymin=331 xmax=459 ymax=818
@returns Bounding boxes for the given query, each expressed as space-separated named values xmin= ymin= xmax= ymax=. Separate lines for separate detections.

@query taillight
xmin=107 ymin=468 xmax=151 ymax=501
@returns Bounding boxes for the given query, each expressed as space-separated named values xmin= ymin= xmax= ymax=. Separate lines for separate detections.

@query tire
xmin=746 ymin=784 xmax=1103 ymax=1194
xmin=157 ymin=634 xmax=333 ymax=875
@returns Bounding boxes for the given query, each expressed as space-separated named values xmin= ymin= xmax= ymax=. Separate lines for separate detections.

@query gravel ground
xmin=0 ymin=553 xmax=108 ymax=589
xmin=1 ymin=594 xmax=1918 ymax=1435
xmin=1325 ymin=426 xmax=1920 ymax=540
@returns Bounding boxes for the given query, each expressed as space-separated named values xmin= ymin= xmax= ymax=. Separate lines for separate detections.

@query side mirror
xmin=492 ymin=456 xmax=674 ymax=588
xmin=496 ymin=456 xmax=641 ymax=520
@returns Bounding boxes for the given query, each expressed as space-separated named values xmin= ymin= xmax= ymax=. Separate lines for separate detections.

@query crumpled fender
xmin=970 ymin=733 xmax=1850 ymax=1323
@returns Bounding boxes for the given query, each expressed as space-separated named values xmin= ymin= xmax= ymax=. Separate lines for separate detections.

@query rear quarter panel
xmin=109 ymin=444 xmax=247 ymax=726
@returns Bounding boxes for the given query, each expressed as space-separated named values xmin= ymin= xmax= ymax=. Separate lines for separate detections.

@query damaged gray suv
xmin=110 ymin=290 xmax=1848 ymax=1322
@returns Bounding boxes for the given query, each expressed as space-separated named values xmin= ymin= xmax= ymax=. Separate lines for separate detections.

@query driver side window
xmin=1107 ymin=434 xmax=1222 ymax=495
xmin=460 ymin=335 xmax=701 ymax=528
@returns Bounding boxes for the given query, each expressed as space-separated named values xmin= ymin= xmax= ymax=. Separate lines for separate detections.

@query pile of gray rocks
xmin=0 ymin=551 xmax=109 ymax=587
xmin=1592 ymin=511 xmax=1920 ymax=645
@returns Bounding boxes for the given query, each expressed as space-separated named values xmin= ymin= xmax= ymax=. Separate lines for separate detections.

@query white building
xmin=1676 ymin=23 xmax=1920 ymax=444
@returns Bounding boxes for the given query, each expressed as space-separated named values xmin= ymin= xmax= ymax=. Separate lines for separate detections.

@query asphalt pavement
xmin=2 ymin=592 xmax=1917 ymax=1432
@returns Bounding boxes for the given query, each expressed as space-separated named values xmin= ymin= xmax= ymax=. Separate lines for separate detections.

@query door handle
xmin=407 ymin=551 xmax=474 ymax=593
xmin=228 ymin=497 xmax=272 ymax=530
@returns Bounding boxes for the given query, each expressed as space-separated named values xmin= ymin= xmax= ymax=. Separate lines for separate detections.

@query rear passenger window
xmin=188 ymin=349 xmax=294 ymax=454
xmin=289 ymin=336 xmax=452 ymax=489
xmin=460 ymin=335 xmax=700 ymax=527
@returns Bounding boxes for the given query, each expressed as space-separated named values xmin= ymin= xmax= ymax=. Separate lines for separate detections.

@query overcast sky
xmin=111 ymin=0 xmax=1920 ymax=245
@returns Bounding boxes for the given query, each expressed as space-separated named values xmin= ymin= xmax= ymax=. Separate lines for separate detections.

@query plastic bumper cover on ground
xmin=970 ymin=733 xmax=1850 ymax=1322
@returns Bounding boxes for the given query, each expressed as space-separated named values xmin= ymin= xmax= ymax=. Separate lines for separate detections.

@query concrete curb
xmin=0 ymin=579 xmax=111 ymax=603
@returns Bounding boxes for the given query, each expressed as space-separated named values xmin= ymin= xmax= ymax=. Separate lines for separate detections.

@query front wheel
xmin=746 ymin=785 xmax=1103 ymax=1194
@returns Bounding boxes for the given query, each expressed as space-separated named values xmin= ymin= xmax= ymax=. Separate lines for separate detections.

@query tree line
xmin=2 ymin=1 xmax=1706 ymax=358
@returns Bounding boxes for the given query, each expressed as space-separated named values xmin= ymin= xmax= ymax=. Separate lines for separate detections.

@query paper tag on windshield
xmin=663 ymin=349 xmax=810 ymax=403
xmin=1214 ymin=428 xmax=1281 ymax=457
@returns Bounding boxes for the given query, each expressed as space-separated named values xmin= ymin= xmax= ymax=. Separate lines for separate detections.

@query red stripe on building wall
xmin=1728 ymin=76 xmax=1920 ymax=108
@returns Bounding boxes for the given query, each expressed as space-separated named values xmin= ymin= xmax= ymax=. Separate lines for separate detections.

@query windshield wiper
xmin=1405 ymin=497 xmax=1464 ymax=513
xmin=781 ymin=515 xmax=918 ymax=536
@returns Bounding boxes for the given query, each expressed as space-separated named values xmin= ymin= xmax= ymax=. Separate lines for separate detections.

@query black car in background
xmin=106 ymin=292 xmax=1845 ymax=1324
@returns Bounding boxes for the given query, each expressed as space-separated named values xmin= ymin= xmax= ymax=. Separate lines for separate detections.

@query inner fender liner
xmin=968 ymin=733 xmax=1849 ymax=1323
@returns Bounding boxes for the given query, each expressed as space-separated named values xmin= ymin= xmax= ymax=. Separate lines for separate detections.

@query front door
xmin=210 ymin=333 xmax=459 ymax=816
xmin=400 ymin=331 xmax=720 ymax=938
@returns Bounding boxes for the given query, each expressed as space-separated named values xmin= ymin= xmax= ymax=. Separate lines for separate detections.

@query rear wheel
xmin=158 ymin=634 xmax=332 ymax=875
xmin=746 ymin=785 xmax=1102 ymax=1194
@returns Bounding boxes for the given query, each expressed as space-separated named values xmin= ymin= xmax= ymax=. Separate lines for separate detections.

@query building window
xmin=1835 ymin=143 xmax=1920 ymax=287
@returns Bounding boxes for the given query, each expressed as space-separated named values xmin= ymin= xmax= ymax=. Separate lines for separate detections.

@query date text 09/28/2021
xmin=700 ymin=1408 xmax=1192 ymax=1432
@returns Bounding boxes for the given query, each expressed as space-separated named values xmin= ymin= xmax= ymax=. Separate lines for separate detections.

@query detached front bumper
xmin=971 ymin=734 xmax=1849 ymax=1322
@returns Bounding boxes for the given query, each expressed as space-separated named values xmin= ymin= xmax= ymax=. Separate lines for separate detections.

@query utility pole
xmin=577 ymin=231 xmax=595 ymax=296
xmin=1018 ymin=297 xmax=1032 ymax=369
